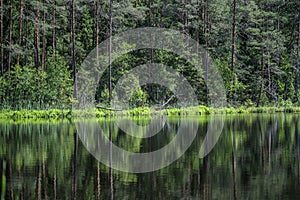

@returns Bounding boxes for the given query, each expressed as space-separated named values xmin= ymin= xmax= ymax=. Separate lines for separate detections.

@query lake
xmin=1 ymin=113 xmax=300 ymax=199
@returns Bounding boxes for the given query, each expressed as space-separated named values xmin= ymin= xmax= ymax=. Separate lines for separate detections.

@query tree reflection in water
xmin=0 ymin=114 xmax=300 ymax=199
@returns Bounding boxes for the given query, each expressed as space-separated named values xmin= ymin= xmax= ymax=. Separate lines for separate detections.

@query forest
xmin=0 ymin=0 xmax=300 ymax=110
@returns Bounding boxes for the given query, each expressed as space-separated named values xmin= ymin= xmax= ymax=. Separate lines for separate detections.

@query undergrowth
xmin=1 ymin=106 xmax=300 ymax=119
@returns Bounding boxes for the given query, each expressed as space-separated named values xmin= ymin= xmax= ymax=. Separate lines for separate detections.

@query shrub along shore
xmin=0 ymin=106 xmax=300 ymax=120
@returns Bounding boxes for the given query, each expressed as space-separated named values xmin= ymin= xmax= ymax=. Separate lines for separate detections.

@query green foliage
xmin=0 ymin=109 xmax=73 ymax=119
xmin=129 ymin=88 xmax=148 ymax=107
xmin=0 ymin=0 xmax=300 ymax=111
xmin=0 ymin=54 xmax=73 ymax=110
xmin=45 ymin=53 xmax=73 ymax=108
xmin=129 ymin=107 xmax=150 ymax=116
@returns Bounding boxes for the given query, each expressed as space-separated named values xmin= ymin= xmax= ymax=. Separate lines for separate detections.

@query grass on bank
xmin=1 ymin=106 xmax=300 ymax=119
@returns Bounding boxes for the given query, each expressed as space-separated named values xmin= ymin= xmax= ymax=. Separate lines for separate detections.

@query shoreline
xmin=1 ymin=106 xmax=300 ymax=120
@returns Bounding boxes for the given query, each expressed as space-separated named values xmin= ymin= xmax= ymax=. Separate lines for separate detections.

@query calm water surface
xmin=1 ymin=114 xmax=300 ymax=199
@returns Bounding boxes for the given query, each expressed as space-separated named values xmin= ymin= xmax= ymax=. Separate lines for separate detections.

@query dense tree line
xmin=0 ymin=0 xmax=299 ymax=109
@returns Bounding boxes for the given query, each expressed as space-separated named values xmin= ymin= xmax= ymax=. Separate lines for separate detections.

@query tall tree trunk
xmin=94 ymin=0 xmax=99 ymax=102
xmin=296 ymin=2 xmax=300 ymax=103
xmin=71 ymin=0 xmax=77 ymax=98
xmin=8 ymin=0 xmax=13 ymax=73
xmin=202 ymin=0 xmax=208 ymax=102
xmin=231 ymin=0 xmax=237 ymax=104
xmin=182 ymin=0 xmax=186 ymax=34
xmin=25 ymin=10 xmax=29 ymax=66
xmin=267 ymin=50 xmax=271 ymax=92
xmin=34 ymin=6 xmax=40 ymax=69
xmin=42 ymin=0 xmax=46 ymax=71
xmin=109 ymin=0 xmax=113 ymax=102
xmin=266 ymin=16 xmax=271 ymax=93
xmin=148 ymin=0 xmax=154 ymax=101
xmin=256 ymin=11 xmax=263 ymax=107
xmin=148 ymin=0 xmax=153 ymax=61
xmin=196 ymin=0 xmax=199 ymax=54
xmin=257 ymin=50 xmax=265 ymax=107
xmin=95 ymin=0 xmax=99 ymax=63
xmin=52 ymin=0 xmax=56 ymax=59
xmin=17 ymin=0 xmax=23 ymax=65
xmin=0 ymin=0 xmax=3 ymax=76
xmin=201 ymin=0 xmax=205 ymax=36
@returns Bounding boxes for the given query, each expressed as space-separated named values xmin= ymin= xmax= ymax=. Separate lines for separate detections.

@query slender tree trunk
xmin=266 ymin=16 xmax=271 ymax=93
xmin=0 ymin=0 xmax=3 ymax=76
xmin=231 ymin=0 xmax=237 ymax=104
xmin=202 ymin=0 xmax=209 ymax=102
xmin=17 ymin=0 xmax=24 ymax=65
xmin=184 ymin=0 xmax=188 ymax=35
xmin=34 ymin=7 xmax=40 ymax=69
xmin=196 ymin=0 xmax=199 ymax=54
xmin=42 ymin=0 xmax=46 ymax=71
xmin=148 ymin=0 xmax=153 ymax=61
xmin=148 ymin=0 xmax=154 ymax=101
xmin=267 ymin=51 xmax=271 ymax=92
xmin=25 ymin=11 xmax=29 ymax=66
xmin=94 ymin=0 xmax=99 ymax=102
xmin=296 ymin=2 xmax=300 ymax=103
xmin=8 ymin=0 xmax=13 ymax=73
xmin=257 ymin=50 xmax=265 ymax=107
xmin=71 ymin=0 xmax=77 ymax=98
xmin=202 ymin=0 xmax=205 ymax=36
xmin=182 ymin=0 xmax=187 ymax=34
xmin=52 ymin=0 xmax=56 ymax=59
xmin=109 ymin=0 xmax=113 ymax=102
xmin=95 ymin=0 xmax=99 ymax=64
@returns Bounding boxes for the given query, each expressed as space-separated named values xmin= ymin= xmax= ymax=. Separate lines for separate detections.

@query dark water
xmin=1 ymin=114 xmax=300 ymax=199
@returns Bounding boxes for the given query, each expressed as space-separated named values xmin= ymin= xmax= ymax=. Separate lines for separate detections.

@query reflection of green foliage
xmin=1 ymin=114 xmax=300 ymax=199
xmin=0 ymin=120 xmax=75 ymax=197
xmin=1 ymin=160 xmax=6 ymax=200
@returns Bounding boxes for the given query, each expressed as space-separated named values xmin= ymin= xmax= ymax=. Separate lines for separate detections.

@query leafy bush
xmin=129 ymin=88 xmax=148 ymax=107
xmin=0 ymin=54 xmax=73 ymax=110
